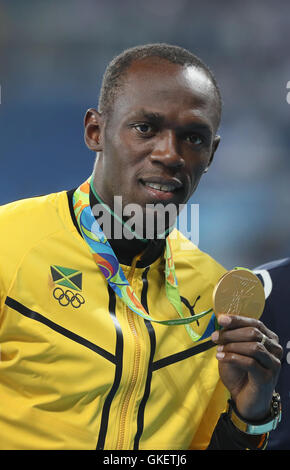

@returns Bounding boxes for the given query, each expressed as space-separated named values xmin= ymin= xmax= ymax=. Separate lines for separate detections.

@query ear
xmin=84 ymin=108 xmax=104 ymax=151
xmin=203 ymin=135 xmax=220 ymax=173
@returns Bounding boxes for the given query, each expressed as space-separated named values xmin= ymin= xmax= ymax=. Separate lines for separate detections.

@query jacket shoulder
xmin=0 ymin=191 xmax=69 ymax=299
xmin=169 ymin=229 xmax=226 ymax=286
xmin=0 ymin=192 xmax=67 ymax=245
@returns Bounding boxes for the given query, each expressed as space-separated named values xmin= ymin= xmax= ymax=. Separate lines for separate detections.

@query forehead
xmin=110 ymin=58 xmax=219 ymax=131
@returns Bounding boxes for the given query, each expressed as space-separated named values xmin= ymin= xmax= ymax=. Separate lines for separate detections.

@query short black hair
xmin=98 ymin=43 xmax=222 ymax=129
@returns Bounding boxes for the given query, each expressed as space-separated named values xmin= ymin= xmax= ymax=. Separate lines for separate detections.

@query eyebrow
xmin=179 ymin=122 xmax=212 ymax=137
xmin=131 ymin=110 xmax=165 ymax=124
xmin=130 ymin=109 xmax=213 ymax=135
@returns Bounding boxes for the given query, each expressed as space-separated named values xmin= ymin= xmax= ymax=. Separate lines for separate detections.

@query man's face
xmin=87 ymin=58 xmax=220 ymax=233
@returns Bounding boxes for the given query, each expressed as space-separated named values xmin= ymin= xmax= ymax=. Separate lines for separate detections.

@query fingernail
xmin=211 ymin=331 xmax=219 ymax=342
xmin=217 ymin=345 xmax=223 ymax=352
xmin=216 ymin=352 xmax=225 ymax=360
xmin=218 ymin=314 xmax=232 ymax=326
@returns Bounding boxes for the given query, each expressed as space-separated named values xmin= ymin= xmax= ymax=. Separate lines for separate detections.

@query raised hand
xmin=211 ymin=314 xmax=283 ymax=421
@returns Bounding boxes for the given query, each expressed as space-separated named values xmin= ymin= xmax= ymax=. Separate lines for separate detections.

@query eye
xmin=185 ymin=134 xmax=203 ymax=145
xmin=133 ymin=123 xmax=155 ymax=136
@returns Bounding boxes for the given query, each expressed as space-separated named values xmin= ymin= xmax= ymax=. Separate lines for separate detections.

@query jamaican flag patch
xmin=50 ymin=265 xmax=82 ymax=292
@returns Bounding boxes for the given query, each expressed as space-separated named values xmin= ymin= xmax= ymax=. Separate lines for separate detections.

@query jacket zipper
xmin=116 ymin=253 xmax=142 ymax=450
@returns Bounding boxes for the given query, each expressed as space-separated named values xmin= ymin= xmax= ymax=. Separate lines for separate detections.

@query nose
xmin=150 ymin=130 xmax=185 ymax=169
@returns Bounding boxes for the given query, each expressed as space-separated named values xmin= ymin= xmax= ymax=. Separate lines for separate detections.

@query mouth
xmin=139 ymin=177 xmax=184 ymax=201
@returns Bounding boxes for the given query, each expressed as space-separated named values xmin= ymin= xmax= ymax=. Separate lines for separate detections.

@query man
xmin=0 ymin=44 xmax=282 ymax=450
xmin=254 ymin=259 xmax=290 ymax=450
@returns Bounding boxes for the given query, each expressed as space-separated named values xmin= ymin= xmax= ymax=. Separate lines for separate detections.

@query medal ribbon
xmin=73 ymin=177 xmax=213 ymax=341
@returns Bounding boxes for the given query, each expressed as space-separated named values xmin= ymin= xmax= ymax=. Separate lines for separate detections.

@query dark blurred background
xmin=0 ymin=0 xmax=290 ymax=269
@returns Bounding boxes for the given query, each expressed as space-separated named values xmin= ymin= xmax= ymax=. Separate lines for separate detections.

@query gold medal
xmin=213 ymin=268 xmax=265 ymax=320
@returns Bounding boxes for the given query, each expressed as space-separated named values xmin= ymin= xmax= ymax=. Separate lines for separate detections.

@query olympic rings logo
xmin=53 ymin=287 xmax=85 ymax=308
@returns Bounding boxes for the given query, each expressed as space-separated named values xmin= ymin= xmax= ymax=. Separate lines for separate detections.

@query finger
xmin=215 ymin=349 xmax=281 ymax=383
xmin=216 ymin=341 xmax=282 ymax=370
xmin=259 ymin=333 xmax=283 ymax=360
xmin=216 ymin=349 xmax=269 ymax=380
xmin=217 ymin=314 xmax=262 ymax=331
xmin=218 ymin=314 xmax=279 ymax=341
xmin=259 ymin=322 xmax=280 ymax=342
xmin=212 ymin=325 xmax=258 ymax=343
xmin=214 ymin=315 xmax=283 ymax=359
xmin=212 ymin=327 xmax=283 ymax=360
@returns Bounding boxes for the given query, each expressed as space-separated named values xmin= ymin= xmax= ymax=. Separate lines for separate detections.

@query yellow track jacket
xmin=0 ymin=190 xmax=228 ymax=450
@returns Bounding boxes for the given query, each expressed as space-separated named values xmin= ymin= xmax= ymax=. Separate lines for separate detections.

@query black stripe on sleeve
xmin=5 ymin=296 xmax=115 ymax=364
xmin=133 ymin=267 xmax=156 ymax=450
xmin=96 ymin=285 xmax=124 ymax=450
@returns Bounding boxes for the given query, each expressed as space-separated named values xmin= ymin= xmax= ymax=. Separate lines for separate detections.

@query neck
xmin=89 ymin=182 xmax=166 ymax=266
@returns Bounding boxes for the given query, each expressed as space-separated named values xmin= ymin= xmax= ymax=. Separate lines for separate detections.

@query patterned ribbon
xmin=73 ymin=177 xmax=213 ymax=341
